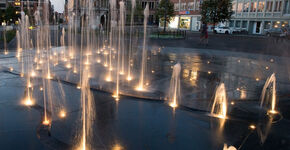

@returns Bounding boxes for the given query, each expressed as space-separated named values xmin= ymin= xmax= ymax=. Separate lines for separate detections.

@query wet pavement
xmin=0 ymin=72 xmax=49 ymax=150
xmin=0 ymin=46 xmax=290 ymax=149
xmin=43 ymin=45 xmax=290 ymax=112
xmin=0 ymin=70 xmax=289 ymax=150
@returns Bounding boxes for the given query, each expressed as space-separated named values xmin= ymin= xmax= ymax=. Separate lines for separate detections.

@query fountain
xmin=120 ymin=1 xmax=125 ymax=75
xmin=211 ymin=83 xmax=227 ymax=119
xmin=260 ymin=73 xmax=278 ymax=114
xmin=113 ymin=1 xmax=126 ymax=100
xmin=10 ymin=0 xmax=283 ymax=149
xmin=22 ymin=86 xmax=34 ymax=106
xmin=106 ymin=0 xmax=117 ymax=82
xmin=127 ymin=0 xmax=136 ymax=81
xmin=223 ymin=144 xmax=237 ymax=150
xmin=3 ymin=24 xmax=8 ymax=55
xmin=136 ymin=4 xmax=149 ymax=91
xmin=168 ymin=63 xmax=181 ymax=108
xmin=79 ymin=67 xmax=95 ymax=150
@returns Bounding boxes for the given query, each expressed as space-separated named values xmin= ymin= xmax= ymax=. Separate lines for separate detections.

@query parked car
xmin=232 ymin=29 xmax=249 ymax=34
xmin=213 ymin=26 xmax=233 ymax=34
xmin=265 ymin=28 xmax=289 ymax=38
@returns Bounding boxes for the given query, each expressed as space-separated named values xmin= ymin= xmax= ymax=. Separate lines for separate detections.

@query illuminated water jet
xmin=73 ymin=69 xmax=78 ymax=74
xmin=30 ymin=71 xmax=36 ymax=77
xmin=59 ymin=110 xmax=67 ymax=118
xmin=168 ymin=63 xmax=181 ymax=108
xmin=23 ymin=97 xmax=34 ymax=106
xmin=106 ymin=76 xmax=112 ymax=82
xmin=137 ymin=4 xmax=149 ymax=92
xmin=126 ymin=76 xmax=132 ymax=81
xmin=249 ymin=124 xmax=256 ymax=130
xmin=27 ymin=82 xmax=33 ymax=88
xmin=260 ymin=73 xmax=278 ymax=115
xmin=211 ymin=83 xmax=227 ymax=119
xmin=135 ymin=85 xmax=146 ymax=92
xmin=66 ymin=63 xmax=72 ymax=69
xmin=42 ymin=119 xmax=50 ymax=126
xmin=46 ymin=74 xmax=53 ymax=80
xmin=112 ymin=94 xmax=120 ymax=101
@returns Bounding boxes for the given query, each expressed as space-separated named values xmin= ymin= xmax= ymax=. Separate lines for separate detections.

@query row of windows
xmin=232 ymin=0 xmax=283 ymax=13
xmin=0 ymin=4 xmax=5 ymax=8
xmin=174 ymin=1 xmax=201 ymax=11
xmin=229 ymin=20 xmax=289 ymax=29
xmin=141 ymin=1 xmax=159 ymax=10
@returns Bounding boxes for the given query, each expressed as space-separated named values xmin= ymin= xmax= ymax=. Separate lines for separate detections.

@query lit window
xmin=15 ymin=2 xmax=20 ymax=6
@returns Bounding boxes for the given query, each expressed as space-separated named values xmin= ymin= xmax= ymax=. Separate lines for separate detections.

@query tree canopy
xmin=155 ymin=0 xmax=175 ymax=32
xmin=5 ymin=4 xmax=18 ymax=24
xmin=200 ymin=0 xmax=233 ymax=25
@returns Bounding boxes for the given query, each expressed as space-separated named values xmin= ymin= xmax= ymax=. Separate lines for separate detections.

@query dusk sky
xmin=51 ymin=0 xmax=65 ymax=12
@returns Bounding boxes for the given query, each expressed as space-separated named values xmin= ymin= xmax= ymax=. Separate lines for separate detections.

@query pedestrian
xmin=204 ymin=24 xmax=209 ymax=46
xmin=199 ymin=24 xmax=205 ymax=44
xmin=199 ymin=23 xmax=208 ymax=46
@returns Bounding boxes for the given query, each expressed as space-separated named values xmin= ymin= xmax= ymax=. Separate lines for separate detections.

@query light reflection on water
xmin=165 ymin=51 xmax=290 ymax=102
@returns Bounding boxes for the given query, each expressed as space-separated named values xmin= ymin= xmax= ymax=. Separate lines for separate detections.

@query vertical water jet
xmin=211 ymin=83 xmax=227 ymax=119
xmin=136 ymin=4 xmax=149 ymax=91
xmin=260 ymin=73 xmax=278 ymax=114
xmin=168 ymin=63 xmax=181 ymax=108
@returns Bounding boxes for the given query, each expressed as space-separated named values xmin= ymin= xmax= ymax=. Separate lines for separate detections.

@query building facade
xmin=166 ymin=0 xmax=202 ymax=31
xmin=138 ymin=0 xmax=159 ymax=25
xmin=64 ymin=0 xmax=109 ymax=27
xmin=0 ymin=0 xmax=6 ymax=10
xmin=230 ymin=0 xmax=290 ymax=34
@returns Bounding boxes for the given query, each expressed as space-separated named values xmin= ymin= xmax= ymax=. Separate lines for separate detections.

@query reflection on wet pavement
xmin=0 ymin=47 xmax=290 ymax=150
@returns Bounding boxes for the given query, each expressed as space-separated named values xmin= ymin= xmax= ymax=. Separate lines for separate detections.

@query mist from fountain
xmin=260 ymin=73 xmax=278 ymax=114
xmin=211 ymin=83 xmax=227 ymax=119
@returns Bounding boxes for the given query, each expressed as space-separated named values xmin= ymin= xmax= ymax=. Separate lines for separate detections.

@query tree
xmin=200 ymin=0 xmax=233 ymax=27
xmin=0 ymin=10 xmax=3 ymax=23
xmin=135 ymin=3 xmax=144 ymax=24
xmin=59 ymin=18 xmax=64 ymax=24
xmin=155 ymin=0 xmax=175 ymax=32
xmin=5 ymin=4 xmax=17 ymax=25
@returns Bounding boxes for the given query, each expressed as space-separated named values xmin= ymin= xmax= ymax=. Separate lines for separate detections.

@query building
xmin=137 ymin=0 xmax=159 ymax=25
xmin=54 ymin=12 xmax=65 ymax=24
xmin=230 ymin=0 xmax=290 ymax=34
xmin=0 ymin=0 xmax=21 ymax=12
xmin=0 ymin=0 xmax=54 ymax=25
xmin=0 ymin=0 xmax=6 ymax=10
xmin=64 ymin=0 xmax=109 ymax=27
xmin=160 ymin=0 xmax=202 ymax=31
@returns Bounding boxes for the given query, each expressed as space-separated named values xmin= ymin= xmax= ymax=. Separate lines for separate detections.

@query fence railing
xmin=150 ymin=29 xmax=187 ymax=39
